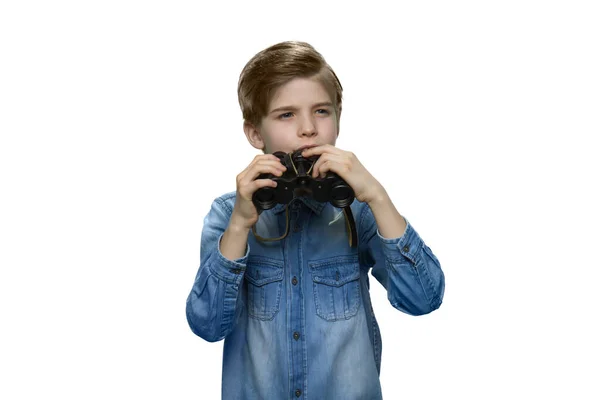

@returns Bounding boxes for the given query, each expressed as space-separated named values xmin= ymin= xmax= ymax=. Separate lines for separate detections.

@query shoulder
xmin=210 ymin=191 xmax=237 ymax=214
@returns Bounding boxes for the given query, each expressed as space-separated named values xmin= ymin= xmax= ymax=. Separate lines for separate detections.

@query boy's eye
xmin=278 ymin=109 xmax=329 ymax=119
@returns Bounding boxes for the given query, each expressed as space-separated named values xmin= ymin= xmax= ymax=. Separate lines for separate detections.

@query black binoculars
xmin=252 ymin=148 xmax=355 ymax=211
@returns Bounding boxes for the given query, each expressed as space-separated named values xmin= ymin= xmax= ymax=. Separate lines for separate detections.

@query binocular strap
xmin=342 ymin=205 xmax=358 ymax=248
xmin=251 ymin=204 xmax=358 ymax=248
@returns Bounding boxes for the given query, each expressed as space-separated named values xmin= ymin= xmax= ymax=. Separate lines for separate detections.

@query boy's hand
xmin=230 ymin=154 xmax=288 ymax=230
xmin=301 ymin=144 xmax=385 ymax=204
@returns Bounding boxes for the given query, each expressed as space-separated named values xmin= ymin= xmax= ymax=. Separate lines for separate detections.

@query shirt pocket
xmin=244 ymin=256 xmax=284 ymax=321
xmin=308 ymin=254 xmax=361 ymax=322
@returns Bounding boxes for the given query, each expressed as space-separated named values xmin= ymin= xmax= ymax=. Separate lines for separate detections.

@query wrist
xmin=221 ymin=218 xmax=251 ymax=262
xmin=367 ymin=186 xmax=389 ymax=208
xmin=228 ymin=215 xmax=253 ymax=233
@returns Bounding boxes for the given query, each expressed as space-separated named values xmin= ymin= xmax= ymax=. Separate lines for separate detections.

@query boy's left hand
xmin=301 ymin=144 xmax=385 ymax=204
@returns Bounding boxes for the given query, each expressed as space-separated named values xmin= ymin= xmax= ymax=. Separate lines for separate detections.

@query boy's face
xmin=244 ymin=76 xmax=340 ymax=154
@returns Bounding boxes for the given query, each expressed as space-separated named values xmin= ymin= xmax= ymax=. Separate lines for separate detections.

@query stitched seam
xmin=413 ymin=260 xmax=433 ymax=310
xmin=421 ymin=248 xmax=441 ymax=306
xmin=358 ymin=203 xmax=370 ymax=244
xmin=308 ymin=255 xmax=359 ymax=269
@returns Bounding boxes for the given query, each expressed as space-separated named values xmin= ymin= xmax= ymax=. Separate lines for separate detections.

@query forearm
xmin=187 ymin=229 xmax=248 ymax=341
xmin=220 ymin=218 xmax=250 ymax=261
xmin=368 ymin=190 xmax=407 ymax=239
xmin=362 ymin=202 xmax=445 ymax=315
xmin=186 ymin=200 xmax=249 ymax=342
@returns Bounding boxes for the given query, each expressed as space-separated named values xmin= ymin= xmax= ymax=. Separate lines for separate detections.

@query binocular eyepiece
xmin=252 ymin=148 xmax=355 ymax=211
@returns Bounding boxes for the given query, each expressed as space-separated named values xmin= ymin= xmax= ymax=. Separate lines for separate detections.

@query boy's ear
xmin=243 ymin=121 xmax=265 ymax=151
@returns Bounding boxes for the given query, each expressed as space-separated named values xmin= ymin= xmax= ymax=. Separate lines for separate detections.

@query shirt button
xmin=292 ymin=276 xmax=298 ymax=285
xmin=232 ymin=268 xmax=241 ymax=274
xmin=295 ymin=389 xmax=302 ymax=397
xmin=294 ymin=224 xmax=302 ymax=232
xmin=293 ymin=332 xmax=300 ymax=340
xmin=402 ymin=245 xmax=410 ymax=252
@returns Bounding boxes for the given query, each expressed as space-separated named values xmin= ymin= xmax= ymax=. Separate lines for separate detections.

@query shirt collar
xmin=272 ymin=196 xmax=326 ymax=216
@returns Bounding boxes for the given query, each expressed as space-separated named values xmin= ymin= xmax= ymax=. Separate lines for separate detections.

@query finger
xmin=301 ymin=144 xmax=339 ymax=157
xmin=239 ymin=156 xmax=285 ymax=183
xmin=256 ymin=155 xmax=286 ymax=170
xmin=312 ymin=154 xmax=346 ymax=178
xmin=249 ymin=154 xmax=282 ymax=171
xmin=251 ymin=160 xmax=286 ymax=177
xmin=309 ymin=154 xmax=327 ymax=178
xmin=310 ymin=153 xmax=334 ymax=178
xmin=238 ymin=154 xmax=268 ymax=181
xmin=253 ymin=178 xmax=278 ymax=190
xmin=240 ymin=178 xmax=278 ymax=199
xmin=239 ymin=161 xmax=286 ymax=190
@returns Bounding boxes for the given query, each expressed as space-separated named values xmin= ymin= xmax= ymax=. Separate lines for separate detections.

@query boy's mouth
xmin=295 ymin=144 xmax=318 ymax=152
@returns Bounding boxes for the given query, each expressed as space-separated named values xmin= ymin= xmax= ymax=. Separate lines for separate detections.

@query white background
xmin=1 ymin=1 xmax=599 ymax=399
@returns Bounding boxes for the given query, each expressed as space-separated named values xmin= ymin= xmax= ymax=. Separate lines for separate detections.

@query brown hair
xmin=237 ymin=41 xmax=343 ymax=130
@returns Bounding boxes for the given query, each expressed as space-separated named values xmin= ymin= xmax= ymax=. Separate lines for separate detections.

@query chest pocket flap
xmin=311 ymin=262 xmax=360 ymax=286
xmin=308 ymin=254 xmax=361 ymax=321
xmin=244 ymin=256 xmax=284 ymax=321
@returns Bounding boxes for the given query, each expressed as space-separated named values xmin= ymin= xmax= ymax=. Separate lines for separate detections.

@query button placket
xmin=293 ymin=207 xmax=302 ymax=232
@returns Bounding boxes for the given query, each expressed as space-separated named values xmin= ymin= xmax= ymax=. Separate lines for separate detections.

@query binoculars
xmin=252 ymin=148 xmax=355 ymax=211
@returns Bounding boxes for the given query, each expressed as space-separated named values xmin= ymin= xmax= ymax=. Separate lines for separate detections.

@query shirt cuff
xmin=376 ymin=218 xmax=424 ymax=264
xmin=208 ymin=232 xmax=251 ymax=284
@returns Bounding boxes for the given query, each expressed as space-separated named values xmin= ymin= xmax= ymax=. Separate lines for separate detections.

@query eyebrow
xmin=269 ymin=102 xmax=333 ymax=114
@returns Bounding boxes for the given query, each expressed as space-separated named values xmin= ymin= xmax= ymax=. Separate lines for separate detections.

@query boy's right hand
xmin=230 ymin=154 xmax=288 ymax=230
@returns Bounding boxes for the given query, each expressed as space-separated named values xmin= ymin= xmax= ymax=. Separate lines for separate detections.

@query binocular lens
xmin=254 ymin=187 xmax=277 ymax=210
xmin=330 ymin=185 xmax=353 ymax=208
xmin=331 ymin=186 xmax=351 ymax=201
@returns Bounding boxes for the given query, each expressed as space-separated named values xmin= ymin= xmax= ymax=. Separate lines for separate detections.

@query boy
xmin=186 ymin=41 xmax=445 ymax=400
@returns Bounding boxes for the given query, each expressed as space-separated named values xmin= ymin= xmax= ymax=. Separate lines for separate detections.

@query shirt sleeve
xmin=186 ymin=198 xmax=250 ymax=342
xmin=357 ymin=204 xmax=445 ymax=316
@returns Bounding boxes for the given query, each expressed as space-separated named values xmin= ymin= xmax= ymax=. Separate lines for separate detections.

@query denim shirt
xmin=186 ymin=191 xmax=445 ymax=400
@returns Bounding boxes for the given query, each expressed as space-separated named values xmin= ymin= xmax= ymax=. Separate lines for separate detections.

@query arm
xmin=358 ymin=194 xmax=445 ymax=316
xmin=298 ymin=144 xmax=444 ymax=314
xmin=185 ymin=198 xmax=249 ymax=342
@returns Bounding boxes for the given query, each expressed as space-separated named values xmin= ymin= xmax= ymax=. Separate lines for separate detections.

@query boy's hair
xmin=237 ymin=41 xmax=343 ymax=131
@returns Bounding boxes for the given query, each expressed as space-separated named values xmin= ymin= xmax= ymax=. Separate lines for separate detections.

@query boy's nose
xmin=301 ymin=129 xmax=316 ymax=137
xmin=299 ymin=119 xmax=317 ymax=137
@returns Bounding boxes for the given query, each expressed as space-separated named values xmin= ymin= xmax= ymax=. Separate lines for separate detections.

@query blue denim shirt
xmin=186 ymin=191 xmax=445 ymax=400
